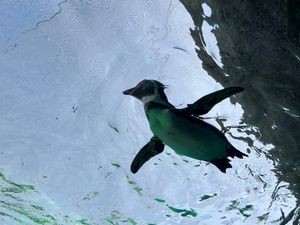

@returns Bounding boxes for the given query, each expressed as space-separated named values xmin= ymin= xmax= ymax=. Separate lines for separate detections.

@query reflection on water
xmin=0 ymin=0 xmax=299 ymax=224
xmin=180 ymin=0 xmax=300 ymax=223
xmin=0 ymin=172 xmax=93 ymax=224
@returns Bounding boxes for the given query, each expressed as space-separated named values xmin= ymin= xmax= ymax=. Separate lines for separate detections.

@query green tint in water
xmin=0 ymin=172 xmax=54 ymax=224
xmin=227 ymin=200 xmax=254 ymax=218
xmin=153 ymin=198 xmax=198 ymax=219
xmin=121 ymin=218 xmax=138 ymax=225
xmin=154 ymin=198 xmax=166 ymax=203
xmin=133 ymin=187 xmax=142 ymax=195
xmin=111 ymin=163 xmax=120 ymax=168
xmin=0 ymin=200 xmax=56 ymax=224
xmin=75 ymin=218 xmax=93 ymax=225
xmin=0 ymin=172 xmax=34 ymax=194
xmin=167 ymin=205 xmax=197 ymax=217
xmin=108 ymin=123 xmax=120 ymax=133
xmin=199 ymin=193 xmax=217 ymax=201
xmin=31 ymin=205 xmax=44 ymax=211
xmin=127 ymin=177 xmax=143 ymax=196
xmin=106 ymin=211 xmax=144 ymax=225
xmin=0 ymin=171 xmax=97 ymax=224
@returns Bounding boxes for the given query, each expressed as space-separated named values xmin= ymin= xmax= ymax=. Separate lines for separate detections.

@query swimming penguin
xmin=123 ymin=80 xmax=247 ymax=173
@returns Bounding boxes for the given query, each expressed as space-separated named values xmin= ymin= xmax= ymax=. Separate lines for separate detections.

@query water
xmin=0 ymin=0 xmax=299 ymax=224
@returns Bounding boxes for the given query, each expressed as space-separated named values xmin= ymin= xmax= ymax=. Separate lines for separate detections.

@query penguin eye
xmin=140 ymin=84 xmax=155 ymax=96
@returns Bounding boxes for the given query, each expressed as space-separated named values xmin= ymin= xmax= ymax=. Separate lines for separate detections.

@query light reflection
xmin=201 ymin=21 xmax=223 ymax=68
xmin=0 ymin=0 xmax=298 ymax=224
xmin=282 ymin=107 xmax=300 ymax=118
xmin=201 ymin=3 xmax=212 ymax=18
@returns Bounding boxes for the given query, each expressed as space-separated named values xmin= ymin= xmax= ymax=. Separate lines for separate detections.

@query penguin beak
xmin=123 ymin=87 xmax=135 ymax=96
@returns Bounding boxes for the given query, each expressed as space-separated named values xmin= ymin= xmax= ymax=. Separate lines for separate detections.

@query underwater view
xmin=0 ymin=0 xmax=299 ymax=224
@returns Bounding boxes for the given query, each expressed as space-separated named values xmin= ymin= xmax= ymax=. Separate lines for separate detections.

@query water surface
xmin=0 ymin=0 xmax=299 ymax=224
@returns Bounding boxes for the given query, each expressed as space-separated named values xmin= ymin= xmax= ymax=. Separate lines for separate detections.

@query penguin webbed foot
xmin=210 ymin=146 xmax=247 ymax=173
xmin=227 ymin=145 xmax=248 ymax=159
xmin=210 ymin=158 xmax=232 ymax=173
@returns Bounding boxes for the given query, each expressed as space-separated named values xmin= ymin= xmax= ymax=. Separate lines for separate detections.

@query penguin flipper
xmin=131 ymin=136 xmax=164 ymax=174
xmin=182 ymin=87 xmax=244 ymax=116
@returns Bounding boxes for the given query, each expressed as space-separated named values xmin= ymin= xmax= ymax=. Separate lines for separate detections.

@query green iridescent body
xmin=123 ymin=79 xmax=247 ymax=173
xmin=147 ymin=107 xmax=227 ymax=161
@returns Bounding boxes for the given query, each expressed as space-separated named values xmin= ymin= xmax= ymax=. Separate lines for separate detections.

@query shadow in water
xmin=179 ymin=0 xmax=300 ymax=223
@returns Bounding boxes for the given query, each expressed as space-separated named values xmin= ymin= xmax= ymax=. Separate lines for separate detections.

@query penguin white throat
xmin=141 ymin=89 xmax=168 ymax=105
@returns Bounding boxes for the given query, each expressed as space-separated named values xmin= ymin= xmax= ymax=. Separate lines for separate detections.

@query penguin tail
xmin=227 ymin=145 xmax=248 ymax=159
xmin=209 ymin=158 xmax=232 ymax=173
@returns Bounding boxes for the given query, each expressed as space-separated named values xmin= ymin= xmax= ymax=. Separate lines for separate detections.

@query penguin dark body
xmin=123 ymin=80 xmax=247 ymax=173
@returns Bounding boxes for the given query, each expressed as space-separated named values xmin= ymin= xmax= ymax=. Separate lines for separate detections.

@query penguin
xmin=123 ymin=79 xmax=247 ymax=173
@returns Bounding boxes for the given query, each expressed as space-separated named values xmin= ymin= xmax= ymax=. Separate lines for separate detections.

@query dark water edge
xmin=179 ymin=0 xmax=300 ymax=223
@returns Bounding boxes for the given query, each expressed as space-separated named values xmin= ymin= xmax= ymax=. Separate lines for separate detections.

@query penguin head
xmin=123 ymin=79 xmax=168 ymax=103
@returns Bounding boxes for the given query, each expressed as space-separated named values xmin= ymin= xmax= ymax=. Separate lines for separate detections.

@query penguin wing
xmin=131 ymin=136 xmax=164 ymax=173
xmin=181 ymin=87 xmax=244 ymax=116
